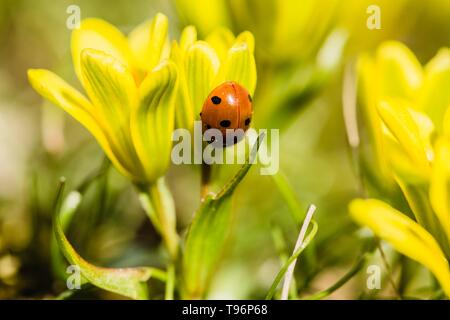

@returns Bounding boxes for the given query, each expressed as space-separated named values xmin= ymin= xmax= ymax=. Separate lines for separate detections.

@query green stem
xmin=150 ymin=268 xmax=168 ymax=283
xmin=165 ymin=263 xmax=175 ymax=300
xmin=139 ymin=177 xmax=179 ymax=260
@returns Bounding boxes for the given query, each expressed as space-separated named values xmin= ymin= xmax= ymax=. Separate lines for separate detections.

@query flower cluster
xmin=175 ymin=0 xmax=346 ymax=129
xmin=28 ymin=13 xmax=256 ymax=185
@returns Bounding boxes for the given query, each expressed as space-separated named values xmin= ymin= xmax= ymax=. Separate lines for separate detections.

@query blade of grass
xmin=304 ymin=238 xmax=378 ymax=300
xmin=281 ymin=204 xmax=316 ymax=300
xmin=265 ymin=219 xmax=318 ymax=300
xmin=304 ymin=253 xmax=369 ymax=300
xmin=271 ymin=171 xmax=317 ymax=283
xmin=270 ymin=224 xmax=297 ymax=298
xmin=271 ymin=172 xmax=304 ymax=223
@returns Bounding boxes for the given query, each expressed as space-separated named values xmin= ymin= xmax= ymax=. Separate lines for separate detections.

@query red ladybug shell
xmin=200 ymin=81 xmax=253 ymax=144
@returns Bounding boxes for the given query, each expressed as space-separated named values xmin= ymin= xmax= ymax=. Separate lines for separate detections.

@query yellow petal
xmin=205 ymin=27 xmax=235 ymax=62
xmin=382 ymin=107 xmax=435 ymax=184
xmin=80 ymin=49 xmax=142 ymax=179
xmin=376 ymin=41 xmax=423 ymax=100
xmin=419 ymin=48 xmax=450 ymax=131
xmin=179 ymin=25 xmax=198 ymax=53
xmin=185 ymin=41 xmax=220 ymax=115
xmin=356 ymin=54 xmax=393 ymax=187
xmin=377 ymin=99 xmax=431 ymax=177
xmin=27 ymin=69 xmax=131 ymax=178
xmin=430 ymin=138 xmax=450 ymax=244
xmin=71 ymin=18 xmax=132 ymax=83
xmin=131 ymin=61 xmax=178 ymax=182
xmin=382 ymin=137 xmax=423 ymax=184
xmin=214 ymin=40 xmax=257 ymax=95
xmin=235 ymin=31 xmax=255 ymax=54
xmin=349 ymin=198 xmax=450 ymax=296
xmin=170 ymin=41 xmax=195 ymax=130
xmin=128 ymin=13 xmax=170 ymax=72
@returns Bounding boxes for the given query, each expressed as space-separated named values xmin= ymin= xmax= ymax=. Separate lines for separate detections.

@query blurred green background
xmin=0 ymin=0 xmax=449 ymax=299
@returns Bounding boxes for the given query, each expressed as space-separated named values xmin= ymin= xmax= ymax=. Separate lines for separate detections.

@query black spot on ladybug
xmin=206 ymin=124 xmax=211 ymax=129
xmin=248 ymin=94 xmax=252 ymax=102
xmin=199 ymin=112 xmax=202 ymax=116
xmin=211 ymin=96 xmax=221 ymax=104
xmin=220 ymin=120 xmax=231 ymax=127
xmin=245 ymin=118 xmax=251 ymax=126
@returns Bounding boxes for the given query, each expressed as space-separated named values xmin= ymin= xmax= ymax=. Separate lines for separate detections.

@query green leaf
xmin=54 ymin=188 xmax=166 ymax=300
xmin=51 ymin=191 xmax=84 ymax=281
xmin=271 ymin=172 xmax=304 ymax=223
xmin=265 ymin=220 xmax=318 ymax=300
xmin=182 ymin=133 xmax=264 ymax=299
xmin=51 ymin=160 xmax=111 ymax=281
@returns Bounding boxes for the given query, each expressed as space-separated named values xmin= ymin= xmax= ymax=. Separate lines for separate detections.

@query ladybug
xmin=200 ymin=81 xmax=253 ymax=146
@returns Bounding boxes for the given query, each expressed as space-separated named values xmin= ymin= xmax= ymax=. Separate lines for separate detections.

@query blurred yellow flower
xmin=174 ymin=0 xmax=346 ymax=129
xmin=350 ymin=41 xmax=450 ymax=296
xmin=175 ymin=0 xmax=339 ymax=62
xmin=349 ymin=199 xmax=450 ymax=296
xmin=28 ymin=13 xmax=177 ymax=184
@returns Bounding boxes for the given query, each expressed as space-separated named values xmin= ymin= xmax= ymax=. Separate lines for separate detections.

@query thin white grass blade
xmin=281 ymin=204 xmax=317 ymax=300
